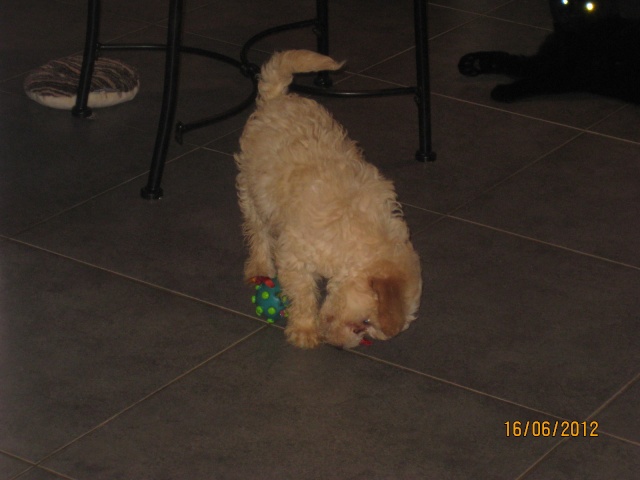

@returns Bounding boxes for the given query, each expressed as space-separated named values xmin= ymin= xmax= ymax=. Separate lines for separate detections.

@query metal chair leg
xmin=140 ymin=0 xmax=184 ymax=200
xmin=413 ymin=0 xmax=436 ymax=162
xmin=243 ymin=0 xmax=436 ymax=162
xmin=313 ymin=0 xmax=332 ymax=87
xmin=72 ymin=0 xmax=101 ymax=118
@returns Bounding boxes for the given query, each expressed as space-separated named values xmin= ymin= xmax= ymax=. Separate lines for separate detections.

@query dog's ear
xmin=370 ymin=276 xmax=406 ymax=337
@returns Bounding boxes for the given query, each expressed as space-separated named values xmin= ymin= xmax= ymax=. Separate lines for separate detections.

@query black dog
xmin=458 ymin=0 xmax=640 ymax=103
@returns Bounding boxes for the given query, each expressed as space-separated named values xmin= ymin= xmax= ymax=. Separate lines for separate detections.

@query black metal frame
xmin=73 ymin=0 xmax=434 ymax=199
xmin=72 ymin=0 xmax=257 ymax=199
xmin=240 ymin=0 xmax=436 ymax=163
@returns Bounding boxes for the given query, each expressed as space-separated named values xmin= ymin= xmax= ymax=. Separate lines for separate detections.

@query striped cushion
xmin=24 ymin=55 xmax=140 ymax=110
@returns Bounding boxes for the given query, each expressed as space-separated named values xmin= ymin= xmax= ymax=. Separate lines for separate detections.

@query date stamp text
xmin=505 ymin=420 xmax=599 ymax=437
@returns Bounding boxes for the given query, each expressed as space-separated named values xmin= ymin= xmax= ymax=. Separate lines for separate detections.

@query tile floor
xmin=1 ymin=0 xmax=639 ymax=478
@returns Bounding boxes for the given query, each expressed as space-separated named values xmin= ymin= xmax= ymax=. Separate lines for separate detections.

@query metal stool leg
xmin=140 ymin=0 xmax=184 ymax=200
xmin=72 ymin=0 xmax=255 ymax=198
xmin=413 ymin=0 xmax=436 ymax=162
xmin=313 ymin=0 xmax=332 ymax=87
xmin=252 ymin=0 xmax=436 ymax=162
xmin=72 ymin=0 xmax=101 ymax=118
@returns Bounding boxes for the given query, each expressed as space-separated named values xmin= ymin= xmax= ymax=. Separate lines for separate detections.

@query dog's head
xmin=319 ymin=256 xmax=422 ymax=348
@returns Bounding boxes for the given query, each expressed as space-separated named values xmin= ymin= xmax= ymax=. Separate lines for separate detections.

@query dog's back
xmin=236 ymin=51 xmax=405 ymax=259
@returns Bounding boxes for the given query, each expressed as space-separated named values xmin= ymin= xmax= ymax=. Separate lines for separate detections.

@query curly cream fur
xmin=235 ymin=50 xmax=422 ymax=348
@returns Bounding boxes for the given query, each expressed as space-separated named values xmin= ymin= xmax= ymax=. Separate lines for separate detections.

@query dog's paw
xmin=459 ymin=51 xmax=512 ymax=77
xmin=458 ymin=53 xmax=484 ymax=77
xmin=285 ymin=325 xmax=321 ymax=349
xmin=244 ymin=258 xmax=276 ymax=282
xmin=244 ymin=269 xmax=275 ymax=283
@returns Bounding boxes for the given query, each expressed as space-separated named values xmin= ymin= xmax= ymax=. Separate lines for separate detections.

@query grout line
xmin=1 ymin=451 xmax=40 ymax=480
xmin=444 ymin=216 xmax=640 ymax=271
xmin=401 ymin=203 xmax=640 ymax=272
xmin=1 ymin=448 xmax=78 ymax=480
xmin=582 ymin=103 xmax=631 ymax=131
xmin=0 ymin=450 xmax=37 ymax=467
xmin=594 ymin=431 xmax=640 ymax=448
xmin=12 ymin=466 xmax=78 ymax=480
xmin=585 ymin=372 xmax=640 ymax=422
xmin=513 ymin=438 xmax=570 ymax=480
xmin=347 ymin=349 xmax=572 ymax=421
xmin=6 ymin=237 xmax=271 ymax=327
xmin=335 ymin=74 xmax=640 ymax=147
xmin=401 ymin=202 xmax=444 ymax=217
xmin=353 ymin=47 xmax=417 ymax=76
xmin=514 ymin=427 xmax=640 ymax=480
xmin=513 ymin=373 xmax=640 ymax=479
xmin=336 ymin=71 xmax=408 ymax=88
xmin=400 ymin=129 xmax=639 ymax=272
xmin=431 ymin=92 xmax=640 ymax=145
xmin=8 ymin=146 xmax=200 ymax=239
xmin=9 ymin=468 xmax=38 ymax=480
xmin=349 ymin=348 xmax=640 ymax=451
xmin=201 ymin=146 xmax=235 ymax=157
xmin=444 ymin=129 xmax=585 ymax=215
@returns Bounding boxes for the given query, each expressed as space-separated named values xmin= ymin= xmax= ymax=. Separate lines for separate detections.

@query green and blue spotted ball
xmin=251 ymin=277 xmax=289 ymax=323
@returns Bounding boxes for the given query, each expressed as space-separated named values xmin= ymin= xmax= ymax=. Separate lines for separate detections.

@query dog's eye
xmin=362 ymin=319 xmax=371 ymax=325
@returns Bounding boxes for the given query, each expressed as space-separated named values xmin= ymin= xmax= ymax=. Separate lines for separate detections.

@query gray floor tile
xmin=489 ymin=0 xmax=555 ymax=30
xmin=454 ymin=133 xmax=640 ymax=267
xmin=590 ymin=103 xmax=640 ymax=143
xmin=0 ymin=239 xmax=262 ymax=461
xmin=58 ymin=0 xmax=211 ymax=24
xmin=0 ymin=91 xmax=192 ymax=236
xmin=13 ymin=466 xmax=76 ymax=480
xmin=43 ymin=329 xmax=560 ymax=480
xmin=362 ymin=218 xmax=640 ymax=420
xmin=596 ymin=376 xmax=640 ymax=444
xmin=0 ymin=452 xmax=33 ymax=480
xmin=432 ymin=0 xmax=522 ymax=15
xmin=183 ymin=0 xmax=316 ymax=50
xmin=15 ymin=148 xmax=250 ymax=312
xmin=317 ymin=89 xmax=580 ymax=213
xmin=521 ymin=435 xmax=640 ymax=480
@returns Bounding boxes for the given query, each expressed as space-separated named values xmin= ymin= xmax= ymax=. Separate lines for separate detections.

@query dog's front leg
xmin=237 ymin=175 xmax=276 ymax=280
xmin=278 ymin=268 xmax=321 ymax=349
xmin=243 ymin=227 xmax=276 ymax=281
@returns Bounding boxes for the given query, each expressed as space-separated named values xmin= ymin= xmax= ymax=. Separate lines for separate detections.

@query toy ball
xmin=250 ymin=277 xmax=289 ymax=324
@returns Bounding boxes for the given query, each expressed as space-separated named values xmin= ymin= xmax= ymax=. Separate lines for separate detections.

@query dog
xmin=235 ymin=50 xmax=422 ymax=349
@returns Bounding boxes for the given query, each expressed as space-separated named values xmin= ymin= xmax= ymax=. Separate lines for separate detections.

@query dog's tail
xmin=257 ymin=50 xmax=344 ymax=105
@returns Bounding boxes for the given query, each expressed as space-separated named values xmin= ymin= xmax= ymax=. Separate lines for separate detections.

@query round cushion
xmin=24 ymin=55 xmax=140 ymax=110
